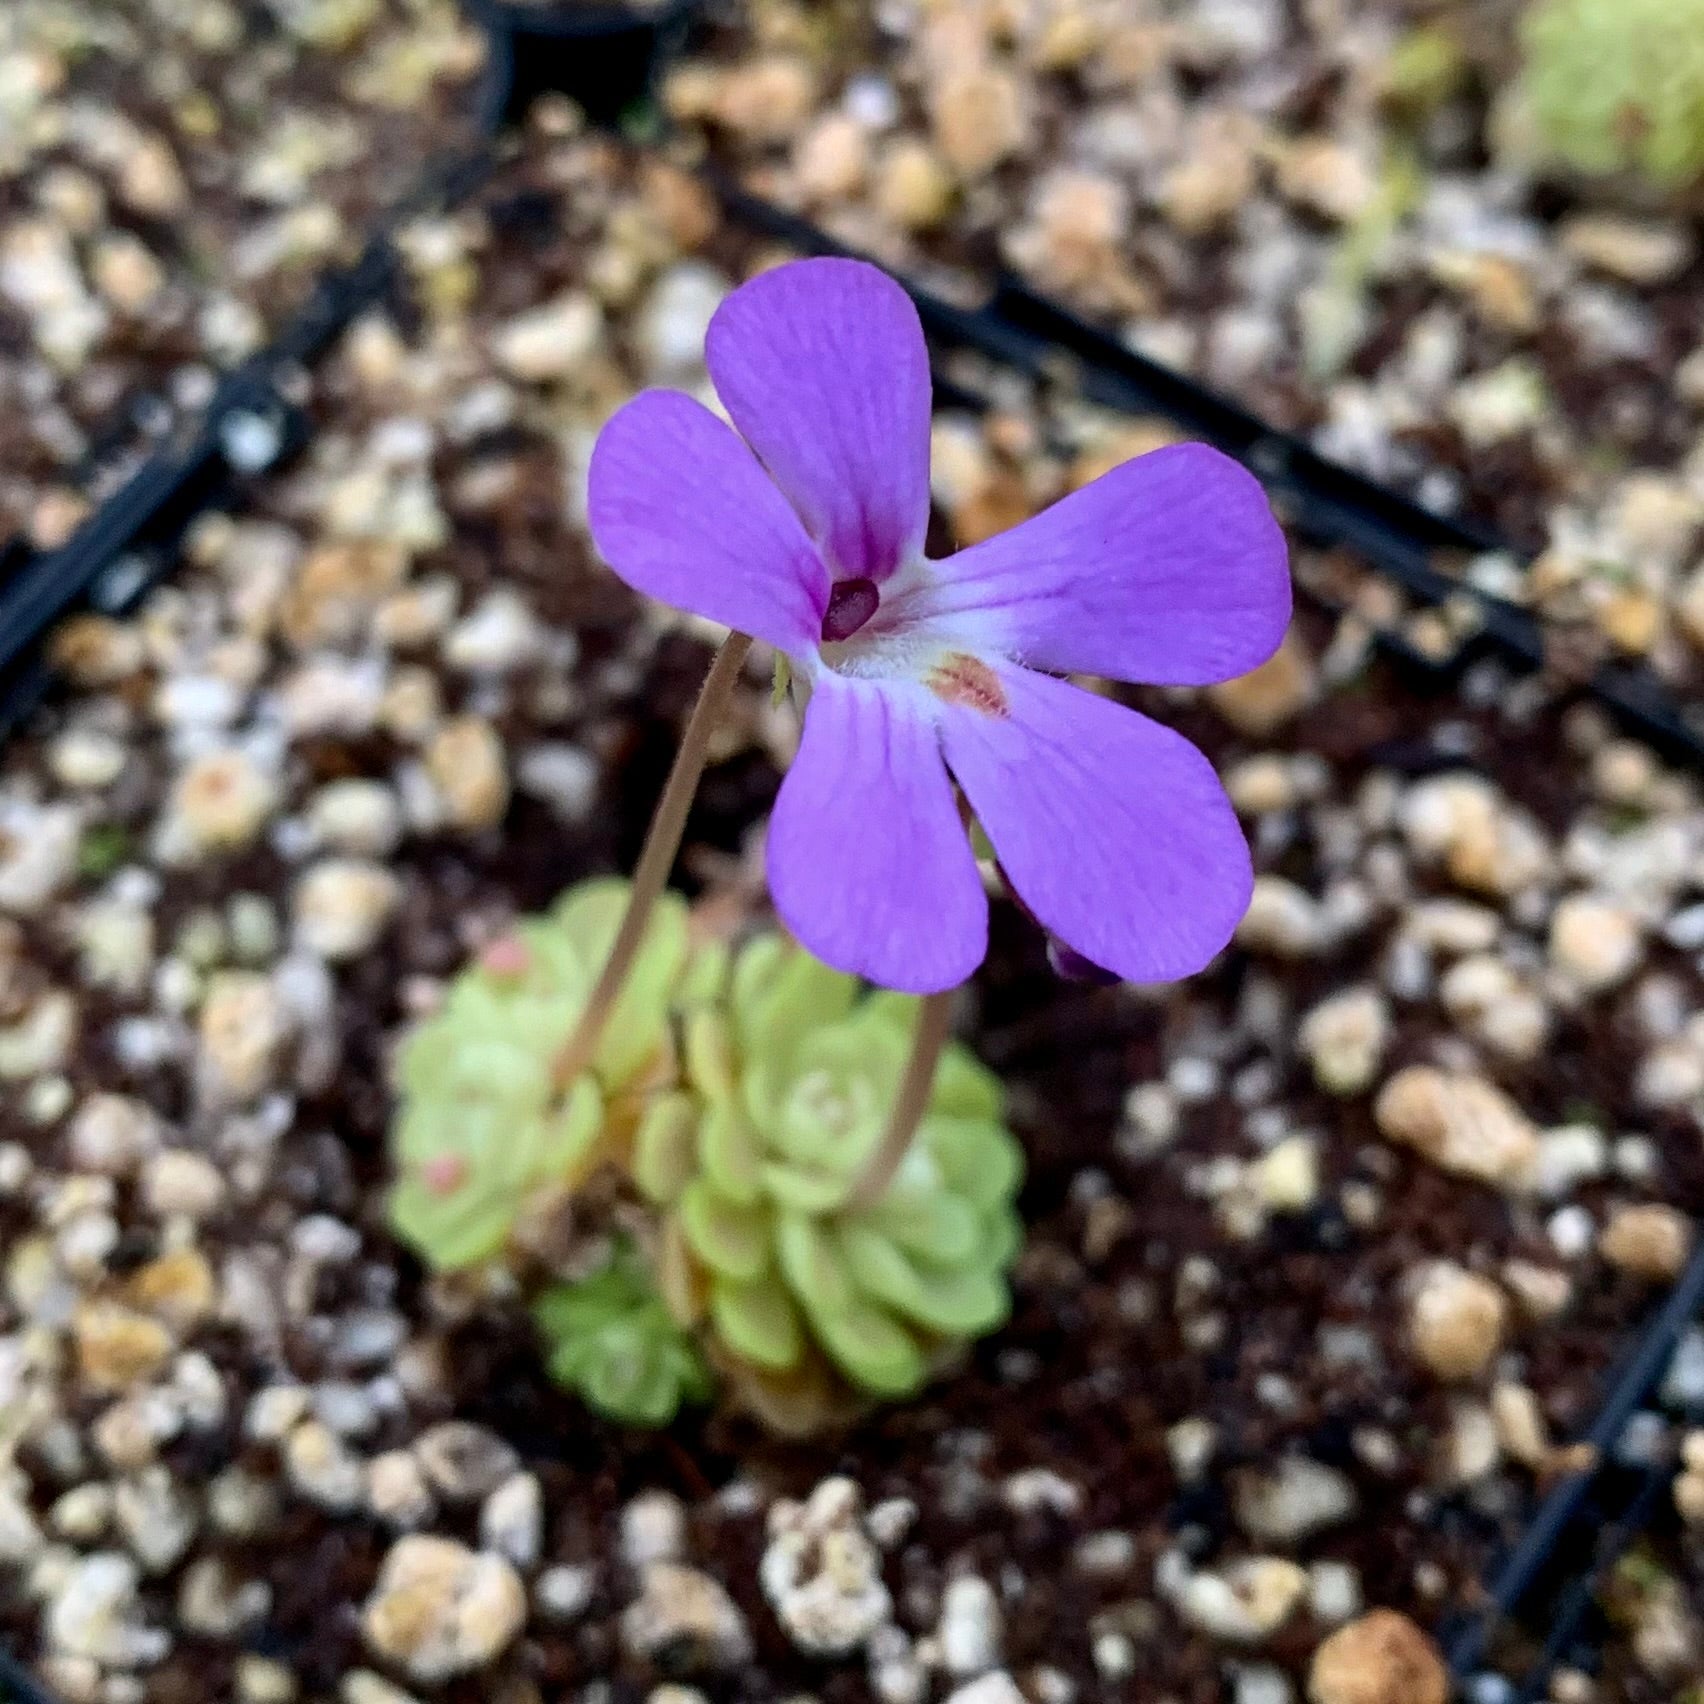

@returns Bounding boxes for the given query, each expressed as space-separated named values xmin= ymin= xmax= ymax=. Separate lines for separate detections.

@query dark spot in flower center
xmin=821 ymin=577 xmax=880 ymax=643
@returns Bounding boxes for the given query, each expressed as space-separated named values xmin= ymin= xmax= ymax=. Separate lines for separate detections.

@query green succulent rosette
xmin=636 ymin=934 xmax=1024 ymax=1425
xmin=1518 ymin=0 xmax=1704 ymax=190
xmin=389 ymin=879 xmax=691 ymax=1271
xmin=534 ymin=1248 xmax=712 ymax=1427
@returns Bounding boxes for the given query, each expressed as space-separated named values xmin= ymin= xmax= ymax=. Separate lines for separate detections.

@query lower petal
xmin=766 ymin=674 xmax=986 ymax=994
xmin=939 ymin=665 xmax=1251 ymax=983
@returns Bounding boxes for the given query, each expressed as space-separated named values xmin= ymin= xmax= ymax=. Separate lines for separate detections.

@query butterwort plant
xmin=386 ymin=254 xmax=1290 ymax=1431
xmin=588 ymin=257 xmax=1290 ymax=997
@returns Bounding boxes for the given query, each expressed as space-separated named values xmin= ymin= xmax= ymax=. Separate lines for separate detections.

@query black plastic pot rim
xmin=462 ymin=0 xmax=701 ymax=40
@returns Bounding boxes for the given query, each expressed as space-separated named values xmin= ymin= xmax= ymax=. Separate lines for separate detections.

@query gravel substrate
xmin=0 ymin=113 xmax=1700 ymax=1704
xmin=0 ymin=0 xmax=482 ymax=549
xmin=666 ymin=0 xmax=1704 ymax=711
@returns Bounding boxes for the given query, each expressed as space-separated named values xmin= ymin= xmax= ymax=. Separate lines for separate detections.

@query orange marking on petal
xmin=420 ymin=1154 xmax=469 ymax=1197
xmin=926 ymin=652 xmax=1009 ymax=717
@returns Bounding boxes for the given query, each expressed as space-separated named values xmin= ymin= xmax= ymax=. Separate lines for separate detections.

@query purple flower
xmin=588 ymin=258 xmax=1290 ymax=994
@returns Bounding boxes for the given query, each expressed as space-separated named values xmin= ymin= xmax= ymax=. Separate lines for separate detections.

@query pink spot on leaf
xmin=479 ymin=936 xmax=531 ymax=979
xmin=420 ymin=1154 xmax=469 ymax=1197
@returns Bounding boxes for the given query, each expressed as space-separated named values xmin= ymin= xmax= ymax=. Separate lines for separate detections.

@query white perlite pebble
xmin=620 ymin=1563 xmax=751 ymax=1672
xmin=68 ymin=1096 xmax=158 ymax=1176
xmin=942 ymin=1674 xmax=1027 ymax=1704
xmin=444 ymin=589 xmax=543 ymax=675
xmin=1162 ymin=1553 xmax=1309 ymax=1644
xmin=113 ymin=1467 xmax=198 ymax=1574
xmin=177 ymin=1556 xmax=271 ymax=1638
xmin=246 ymin=1384 xmax=311 ymax=1443
xmin=0 ymin=1476 xmax=44 ymax=1566
xmin=480 ymin=1473 xmax=543 ymax=1570
xmin=142 ymin=1149 xmax=227 ymax=1220
xmin=368 ymin=1451 xmax=435 ymax=1530
xmin=637 ymin=264 xmax=727 ymax=379
xmin=47 ymin=1552 xmax=169 ymax=1667
xmin=1232 ymin=1457 xmax=1357 ymax=1543
xmin=361 ymin=1536 xmax=526 ymax=1683
xmin=620 ymin=1489 xmax=687 ymax=1568
xmin=1549 ymin=894 xmax=1642 ymax=992
xmin=284 ymin=1420 xmax=365 ymax=1512
xmin=308 ymin=780 xmax=403 ymax=857
xmin=493 ymin=292 xmax=604 ymax=381
xmin=0 ymin=800 xmax=81 ymax=914
xmin=1002 ymin=1468 xmax=1082 ymax=1517
xmin=535 ymin=1563 xmax=597 ymax=1622
xmin=1298 ymin=987 xmax=1389 ymax=1095
xmin=342 ymin=1672 xmax=424 ymax=1704
xmin=939 ymin=1575 xmax=1002 ymax=1677
xmin=415 ymin=1423 xmax=521 ymax=1505
xmin=760 ymin=1478 xmax=893 ymax=1657
xmin=517 ymin=744 xmax=599 ymax=821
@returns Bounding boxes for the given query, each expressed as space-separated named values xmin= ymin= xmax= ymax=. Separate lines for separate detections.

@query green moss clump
xmin=637 ymin=936 xmax=1024 ymax=1432
xmin=1519 ymin=0 xmax=1704 ymax=189
xmin=535 ymin=1248 xmax=711 ymax=1427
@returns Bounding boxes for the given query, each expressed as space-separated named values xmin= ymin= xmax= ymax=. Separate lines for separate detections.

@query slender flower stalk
xmin=848 ymin=987 xmax=955 ymax=1208
xmin=552 ymin=631 xmax=754 ymax=1090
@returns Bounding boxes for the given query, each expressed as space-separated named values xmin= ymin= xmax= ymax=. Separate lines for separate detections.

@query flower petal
xmin=707 ymin=258 xmax=931 ymax=583
xmin=926 ymin=443 xmax=1291 ymax=685
xmin=767 ymin=673 xmax=986 ymax=994
xmin=587 ymin=388 xmax=828 ymax=651
xmin=939 ymin=664 xmax=1252 ymax=982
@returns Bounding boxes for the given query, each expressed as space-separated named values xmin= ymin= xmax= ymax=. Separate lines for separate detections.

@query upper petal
xmin=707 ymin=258 xmax=932 ymax=583
xmin=924 ymin=442 xmax=1291 ymax=685
xmin=766 ymin=673 xmax=986 ymax=995
xmin=939 ymin=663 xmax=1252 ymax=983
xmin=587 ymin=388 xmax=829 ymax=652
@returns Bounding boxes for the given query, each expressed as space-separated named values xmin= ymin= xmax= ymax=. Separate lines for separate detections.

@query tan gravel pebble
xmin=1307 ymin=1610 xmax=1448 ymax=1704
xmin=361 ymin=1535 xmax=526 ymax=1683
xmin=426 ymin=716 xmax=510 ymax=832
xmin=1598 ymin=1203 xmax=1693 ymax=1281
xmin=169 ymin=750 xmax=279 ymax=855
xmin=73 ymin=1303 xmax=175 ymax=1392
xmin=292 ymin=860 xmax=401 ymax=962
xmin=620 ymin=1562 xmax=751 ymax=1672
xmin=1207 ymin=633 xmax=1318 ymax=736
xmin=1407 ymin=1263 xmax=1507 ymax=1382
xmin=1373 ymin=1067 xmax=1539 ymax=1189
xmin=1548 ymin=894 xmax=1643 ymax=992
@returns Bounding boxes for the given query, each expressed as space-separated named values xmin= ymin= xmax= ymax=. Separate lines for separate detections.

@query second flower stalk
xmin=553 ymin=627 xmax=957 ymax=1209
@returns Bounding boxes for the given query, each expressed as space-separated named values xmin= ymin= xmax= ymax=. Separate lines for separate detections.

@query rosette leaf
xmin=1518 ymin=0 xmax=1704 ymax=190
xmin=387 ymin=878 xmax=691 ymax=1271
xmin=535 ymin=1249 xmax=711 ymax=1427
xmin=651 ymin=935 xmax=1024 ymax=1422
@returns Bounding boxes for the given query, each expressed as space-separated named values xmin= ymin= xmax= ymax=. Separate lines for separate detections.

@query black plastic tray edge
xmin=0 ymin=1644 xmax=64 ymax=1704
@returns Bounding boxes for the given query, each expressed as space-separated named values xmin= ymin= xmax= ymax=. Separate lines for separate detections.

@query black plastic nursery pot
xmin=0 ymin=6 xmax=1697 ymax=1697
xmin=463 ymin=0 xmax=705 ymax=128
